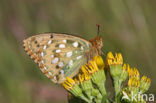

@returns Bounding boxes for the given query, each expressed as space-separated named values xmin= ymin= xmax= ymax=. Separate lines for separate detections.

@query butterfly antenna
xmin=96 ymin=24 xmax=100 ymax=36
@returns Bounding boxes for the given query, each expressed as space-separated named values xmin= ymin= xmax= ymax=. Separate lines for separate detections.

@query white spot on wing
xmin=60 ymin=70 xmax=64 ymax=74
xmin=54 ymin=76 xmax=57 ymax=81
xmin=52 ymin=58 xmax=59 ymax=64
xmin=73 ymin=42 xmax=79 ymax=47
xmin=76 ymin=55 xmax=82 ymax=60
xmin=48 ymin=72 xmax=52 ymax=75
xmin=51 ymin=55 xmax=54 ymax=58
xmin=44 ymin=67 xmax=47 ymax=70
xmin=43 ymin=45 xmax=47 ymax=50
xmin=58 ymin=62 xmax=64 ymax=67
xmin=66 ymin=51 xmax=72 ymax=57
xmin=81 ymin=46 xmax=84 ymax=50
xmin=41 ymin=52 xmax=44 ymax=57
xmin=69 ymin=60 xmax=73 ymax=66
xmin=62 ymin=40 xmax=67 ymax=43
xmin=86 ymin=43 xmax=89 ymax=47
xmin=41 ymin=60 xmax=44 ymax=64
xmin=56 ymin=49 xmax=61 ymax=53
xmin=59 ymin=44 xmax=65 ymax=48
xmin=48 ymin=40 xmax=52 ymax=44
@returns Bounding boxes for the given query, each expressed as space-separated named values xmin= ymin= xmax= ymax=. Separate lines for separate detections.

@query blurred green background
xmin=0 ymin=0 xmax=156 ymax=103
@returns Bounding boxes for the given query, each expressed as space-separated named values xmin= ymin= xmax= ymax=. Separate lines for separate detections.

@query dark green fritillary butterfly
xmin=23 ymin=33 xmax=103 ymax=83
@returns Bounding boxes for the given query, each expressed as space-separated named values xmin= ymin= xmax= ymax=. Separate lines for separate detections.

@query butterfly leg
xmin=87 ymin=47 xmax=96 ymax=63
xmin=86 ymin=48 xmax=92 ymax=63
xmin=98 ymin=49 xmax=106 ymax=57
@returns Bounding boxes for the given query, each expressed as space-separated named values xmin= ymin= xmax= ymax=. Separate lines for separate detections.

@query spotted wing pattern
xmin=23 ymin=33 xmax=92 ymax=83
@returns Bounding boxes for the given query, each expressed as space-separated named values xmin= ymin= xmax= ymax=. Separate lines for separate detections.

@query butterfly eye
xmin=96 ymin=38 xmax=103 ymax=48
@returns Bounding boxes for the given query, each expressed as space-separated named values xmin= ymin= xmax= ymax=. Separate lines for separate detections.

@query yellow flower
xmin=107 ymin=52 xmax=123 ymax=78
xmin=78 ymin=73 xmax=91 ymax=82
xmin=128 ymin=78 xmax=140 ymax=88
xmin=107 ymin=52 xmax=114 ymax=59
xmin=74 ymin=77 xmax=79 ymax=84
xmin=78 ymin=74 xmax=85 ymax=83
xmin=140 ymin=75 xmax=151 ymax=93
xmin=141 ymin=76 xmax=151 ymax=83
xmin=127 ymin=65 xmax=132 ymax=73
xmin=62 ymin=77 xmax=90 ymax=102
xmin=122 ymin=64 xmax=126 ymax=70
xmin=93 ymin=56 xmax=105 ymax=69
xmin=122 ymin=64 xmax=130 ymax=71
xmin=128 ymin=67 xmax=140 ymax=80
xmin=120 ymin=64 xmax=129 ymax=81
xmin=81 ymin=60 xmax=98 ymax=75
xmin=89 ymin=61 xmax=99 ymax=72
xmin=107 ymin=52 xmax=123 ymax=65
xmin=81 ymin=65 xmax=89 ymax=74
xmin=128 ymin=68 xmax=141 ymax=94
xmin=116 ymin=53 xmax=123 ymax=65
xmin=62 ymin=77 xmax=75 ymax=90
xmin=133 ymin=68 xmax=139 ymax=75
xmin=84 ymin=73 xmax=91 ymax=81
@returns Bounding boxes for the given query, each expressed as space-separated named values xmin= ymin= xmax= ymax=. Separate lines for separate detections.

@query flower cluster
xmin=62 ymin=56 xmax=107 ymax=103
xmin=122 ymin=65 xmax=151 ymax=102
xmin=107 ymin=52 xmax=151 ymax=102
xmin=62 ymin=52 xmax=151 ymax=103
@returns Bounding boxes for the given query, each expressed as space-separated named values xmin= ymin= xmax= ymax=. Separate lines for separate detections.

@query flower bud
xmin=140 ymin=76 xmax=151 ymax=93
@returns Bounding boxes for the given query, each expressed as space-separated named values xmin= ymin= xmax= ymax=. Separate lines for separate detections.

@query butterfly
xmin=23 ymin=33 xmax=103 ymax=84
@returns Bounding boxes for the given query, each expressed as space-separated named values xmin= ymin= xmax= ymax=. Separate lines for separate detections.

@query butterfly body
xmin=23 ymin=33 xmax=103 ymax=83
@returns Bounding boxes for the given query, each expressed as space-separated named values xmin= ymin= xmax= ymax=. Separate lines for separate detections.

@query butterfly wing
xmin=23 ymin=33 xmax=92 ymax=83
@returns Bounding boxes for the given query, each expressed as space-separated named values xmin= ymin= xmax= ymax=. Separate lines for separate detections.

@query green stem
xmin=114 ymin=79 xmax=122 ymax=103
xmin=80 ymin=95 xmax=92 ymax=103
xmin=98 ymin=83 xmax=109 ymax=103
xmin=92 ymin=89 xmax=102 ymax=103
xmin=98 ymin=83 xmax=107 ymax=96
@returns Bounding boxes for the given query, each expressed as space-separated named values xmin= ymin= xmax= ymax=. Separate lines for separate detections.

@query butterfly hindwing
xmin=23 ymin=33 xmax=92 ymax=83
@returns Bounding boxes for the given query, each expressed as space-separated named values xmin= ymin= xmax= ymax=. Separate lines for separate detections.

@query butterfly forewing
xmin=23 ymin=33 xmax=92 ymax=83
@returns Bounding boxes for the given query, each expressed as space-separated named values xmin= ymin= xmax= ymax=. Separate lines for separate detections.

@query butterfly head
xmin=90 ymin=36 xmax=103 ymax=50
xmin=95 ymin=36 xmax=103 ymax=49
